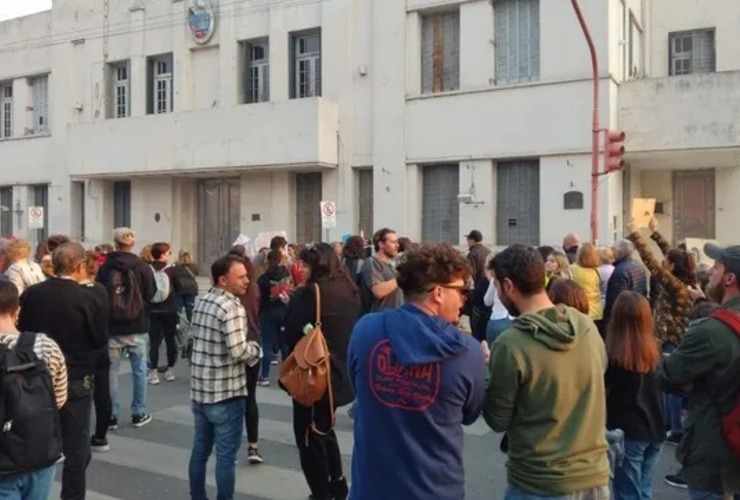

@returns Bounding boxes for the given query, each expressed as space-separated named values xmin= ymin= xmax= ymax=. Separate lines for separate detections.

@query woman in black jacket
xmin=284 ymin=243 xmax=360 ymax=500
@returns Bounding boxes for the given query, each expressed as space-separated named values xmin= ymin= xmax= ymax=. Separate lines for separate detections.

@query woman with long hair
xmin=605 ymin=292 xmax=664 ymax=500
xmin=626 ymin=217 xmax=695 ymax=445
xmin=544 ymin=251 xmax=572 ymax=288
xmin=569 ymin=243 xmax=604 ymax=323
xmin=342 ymin=235 xmax=366 ymax=279
xmin=547 ymin=278 xmax=590 ymax=316
xmin=173 ymin=249 xmax=199 ymax=322
xmin=283 ymin=243 xmax=358 ymax=500
xmin=147 ymin=242 xmax=180 ymax=384
xmin=256 ymin=249 xmax=293 ymax=385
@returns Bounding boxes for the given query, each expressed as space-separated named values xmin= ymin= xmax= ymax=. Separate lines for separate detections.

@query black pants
xmin=93 ymin=352 xmax=112 ymax=440
xmin=470 ymin=306 xmax=492 ymax=343
xmin=292 ymin=396 xmax=343 ymax=500
xmin=245 ymin=363 xmax=259 ymax=444
xmin=60 ymin=377 xmax=93 ymax=500
xmin=149 ymin=313 xmax=179 ymax=369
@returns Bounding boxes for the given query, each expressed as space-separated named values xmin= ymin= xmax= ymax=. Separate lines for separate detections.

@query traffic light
xmin=604 ymin=129 xmax=626 ymax=172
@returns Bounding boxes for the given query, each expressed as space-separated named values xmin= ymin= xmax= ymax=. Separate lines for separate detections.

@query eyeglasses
xmin=426 ymin=284 xmax=471 ymax=300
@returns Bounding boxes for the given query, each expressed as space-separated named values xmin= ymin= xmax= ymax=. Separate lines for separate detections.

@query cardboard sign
xmin=685 ymin=238 xmax=720 ymax=265
xmin=631 ymin=198 xmax=656 ymax=228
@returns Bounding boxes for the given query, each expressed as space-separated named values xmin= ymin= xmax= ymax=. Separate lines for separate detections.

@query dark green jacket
xmin=483 ymin=305 xmax=609 ymax=495
xmin=656 ymin=296 xmax=740 ymax=495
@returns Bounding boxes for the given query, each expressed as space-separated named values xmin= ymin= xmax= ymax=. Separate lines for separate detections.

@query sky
xmin=0 ymin=0 xmax=52 ymax=22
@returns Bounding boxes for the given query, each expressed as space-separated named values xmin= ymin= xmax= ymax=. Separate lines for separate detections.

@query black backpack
xmin=0 ymin=332 xmax=63 ymax=476
xmin=107 ymin=265 xmax=144 ymax=324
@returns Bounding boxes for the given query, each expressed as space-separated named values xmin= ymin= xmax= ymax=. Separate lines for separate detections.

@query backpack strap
xmin=314 ymin=283 xmax=321 ymax=327
xmin=15 ymin=331 xmax=38 ymax=363
xmin=712 ymin=310 xmax=740 ymax=336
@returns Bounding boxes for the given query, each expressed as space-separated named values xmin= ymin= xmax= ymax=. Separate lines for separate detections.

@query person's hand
xmin=627 ymin=217 xmax=638 ymax=234
xmin=688 ymin=285 xmax=706 ymax=301
xmin=480 ymin=340 xmax=491 ymax=365
xmin=649 ymin=217 xmax=659 ymax=233
xmin=279 ymin=292 xmax=290 ymax=304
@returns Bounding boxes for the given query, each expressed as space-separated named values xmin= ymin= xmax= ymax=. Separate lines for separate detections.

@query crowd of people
xmin=0 ymin=222 xmax=739 ymax=500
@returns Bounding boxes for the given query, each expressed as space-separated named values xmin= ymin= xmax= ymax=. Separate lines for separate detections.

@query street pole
xmin=571 ymin=0 xmax=601 ymax=245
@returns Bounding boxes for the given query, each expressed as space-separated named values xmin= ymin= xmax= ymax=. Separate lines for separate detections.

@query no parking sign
xmin=320 ymin=201 xmax=336 ymax=229
xmin=28 ymin=206 xmax=44 ymax=229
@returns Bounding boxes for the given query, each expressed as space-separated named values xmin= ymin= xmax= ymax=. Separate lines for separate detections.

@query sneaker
xmin=247 ymin=447 xmax=264 ymax=464
xmin=666 ymin=432 xmax=683 ymax=445
xmin=108 ymin=418 xmax=118 ymax=431
xmin=148 ymin=370 xmax=160 ymax=385
xmin=164 ymin=368 xmax=176 ymax=382
xmin=257 ymin=378 xmax=270 ymax=387
xmin=132 ymin=414 xmax=153 ymax=428
xmin=665 ymin=474 xmax=688 ymax=489
xmin=90 ymin=437 xmax=110 ymax=453
xmin=329 ymin=477 xmax=349 ymax=500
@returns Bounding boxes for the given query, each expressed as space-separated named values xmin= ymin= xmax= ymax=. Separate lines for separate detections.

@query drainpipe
xmin=571 ymin=0 xmax=601 ymax=245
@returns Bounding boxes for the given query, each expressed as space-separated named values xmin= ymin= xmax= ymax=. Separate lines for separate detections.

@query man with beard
xmin=360 ymin=228 xmax=404 ymax=313
xmin=483 ymin=245 xmax=609 ymax=499
xmin=656 ymin=243 xmax=740 ymax=498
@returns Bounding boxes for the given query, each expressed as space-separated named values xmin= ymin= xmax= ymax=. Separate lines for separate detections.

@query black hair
xmin=666 ymin=249 xmax=696 ymax=286
xmin=373 ymin=228 xmax=396 ymax=253
xmin=270 ymin=236 xmax=288 ymax=250
xmin=151 ymin=242 xmax=171 ymax=260
xmin=299 ymin=243 xmax=356 ymax=291
xmin=396 ymin=243 xmax=470 ymax=300
xmin=492 ymin=244 xmax=546 ymax=296
xmin=537 ymin=246 xmax=556 ymax=261
xmin=266 ymin=249 xmax=284 ymax=270
xmin=0 ymin=280 xmax=19 ymax=316
xmin=211 ymin=255 xmax=246 ymax=284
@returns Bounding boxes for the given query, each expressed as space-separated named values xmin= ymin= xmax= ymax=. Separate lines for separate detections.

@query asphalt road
xmin=48 ymin=357 xmax=687 ymax=500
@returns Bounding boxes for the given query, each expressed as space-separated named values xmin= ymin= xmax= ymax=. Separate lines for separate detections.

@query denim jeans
xmin=504 ymin=484 xmax=610 ymax=500
xmin=60 ymin=378 xmax=93 ymax=500
xmin=260 ymin=309 xmax=288 ymax=379
xmin=109 ymin=333 xmax=148 ymax=419
xmin=176 ymin=293 xmax=197 ymax=322
xmin=0 ymin=465 xmax=55 ymax=500
xmin=487 ymin=317 xmax=512 ymax=345
xmin=612 ymin=439 xmax=662 ymax=500
xmin=189 ymin=397 xmax=246 ymax=500
xmin=662 ymin=342 xmax=684 ymax=435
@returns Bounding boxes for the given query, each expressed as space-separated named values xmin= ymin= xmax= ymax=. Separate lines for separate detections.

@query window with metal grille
xmin=421 ymin=11 xmax=460 ymax=94
xmin=109 ymin=62 xmax=130 ymax=119
xmin=295 ymin=173 xmax=322 ymax=243
xmin=1 ymin=84 xmax=11 ymax=138
xmin=496 ymin=160 xmax=540 ymax=246
xmin=113 ymin=181 xmax=131 ymax=228
xmin=494 ymin=0 xmax=540 ymax=85
xmin=669 ymin=29 xmax=715 ymax=76
xmin=32 ymin=184 xmax=49 ymax=242
xmin=0 ymin=187 xmax=12 ymax=237
xmin=357 ymin=169 xmax=373 ymax=237
xmin=31 ymin=76 xmax=49 ymax=134
xmin=247 ymin=41 xmax=270 ymax=103
xmin=147 ymin=54 xmax=173 ymax=114
xmin=422 ymin=164 xmax=460 ymax=244
xmin=291 ymin=31 xmax=321 ymax=99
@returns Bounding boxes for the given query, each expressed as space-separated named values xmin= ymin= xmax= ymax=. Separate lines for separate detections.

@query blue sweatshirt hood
xmin=383 ymin=304 xmax=470 ymax=366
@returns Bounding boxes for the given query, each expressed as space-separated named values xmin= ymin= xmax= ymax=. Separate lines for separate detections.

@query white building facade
xmin=0 ymin=0 xmax=737 ymax=270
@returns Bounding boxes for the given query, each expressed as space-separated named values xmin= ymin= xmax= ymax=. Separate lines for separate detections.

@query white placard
xmin=28 ymin=206 xmax=44 ymax=230
xmin=320 ymin=201 xmax=337 ymax=229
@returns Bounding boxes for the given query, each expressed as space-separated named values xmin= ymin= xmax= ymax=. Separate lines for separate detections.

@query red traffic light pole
xmin=570 ymin=0 xmax=625 ymax=245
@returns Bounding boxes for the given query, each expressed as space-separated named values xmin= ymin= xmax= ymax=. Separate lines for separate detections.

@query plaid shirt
xmin=190 ymin=287 xmax=261 ymax=404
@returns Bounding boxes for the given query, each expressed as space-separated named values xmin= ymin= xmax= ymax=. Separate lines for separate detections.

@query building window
xmin=422 ymin=164 xmax=460 ymax=244
xmin=421 ymin=11 xmax=460 ymax=94
xmin=31 ymin=76 xmax=49 ymax=134
xmin=1 ymin=83 xmax=11 ymax=139
xmin=291 ymin=31 xmax=321 ymax=99
xmin=113 ymin=181 xmax=131 ymax=228
xmin=32 ymin=184 xmax=49 ymax=242
xmin=0 ymin=187 xmax=12 ymax=237
xmin=147 ymin=54 xmax=173 ymax=114
xmin=627 ymin=11 xmax=644 ymax=78
xmin=245 ymin=41 xmax=270 ymax=103
xmin=109 ymin=62 xmax=130 ymax=119
xmin=494 ymin=0 xmax=540 ymax=85
xmin=357 ymin=169 xmax=373 ymax=238
xmin=669 ymin=29 xmax=715 ymax=76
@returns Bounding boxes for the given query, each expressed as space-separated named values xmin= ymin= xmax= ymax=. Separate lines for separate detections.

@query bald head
xmin=52 ymin=242 xmax=86 ymax=276
xmin=563 ymin=233 xmax=581 ymax=249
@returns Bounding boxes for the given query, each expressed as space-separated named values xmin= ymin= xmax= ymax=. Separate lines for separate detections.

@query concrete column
xmin=459 ymin=160 xmax=494 ymax=247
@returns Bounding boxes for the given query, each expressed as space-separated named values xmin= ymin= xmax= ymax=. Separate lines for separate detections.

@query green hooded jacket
xmin=483 ymin=305 xmax=609 ymax=495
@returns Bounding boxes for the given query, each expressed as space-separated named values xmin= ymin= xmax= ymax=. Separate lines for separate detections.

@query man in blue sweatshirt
xmin=348 ymin=243 xmax=488 ymax=500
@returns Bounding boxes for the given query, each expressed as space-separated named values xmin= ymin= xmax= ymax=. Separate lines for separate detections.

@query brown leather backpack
xmin=279 ymin=283 xmax=333 ymax=409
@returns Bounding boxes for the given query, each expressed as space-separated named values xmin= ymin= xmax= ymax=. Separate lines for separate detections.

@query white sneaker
xmin=164 ymin=368 xmax=175 ymax=382
xmin=148 ymin=370 xmax=160 ymax=385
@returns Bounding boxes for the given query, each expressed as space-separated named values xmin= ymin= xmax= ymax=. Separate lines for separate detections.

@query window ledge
xmin=0 ymin=132 xmax=51 ymax=143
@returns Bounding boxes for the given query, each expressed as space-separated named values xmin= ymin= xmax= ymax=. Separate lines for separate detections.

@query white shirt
xmin=483 ymin=278 xmax=512 ymax=321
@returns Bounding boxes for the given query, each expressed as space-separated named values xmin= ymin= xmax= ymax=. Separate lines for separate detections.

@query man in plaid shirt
xmin=188 ymin=255 xmax=262 ymax=500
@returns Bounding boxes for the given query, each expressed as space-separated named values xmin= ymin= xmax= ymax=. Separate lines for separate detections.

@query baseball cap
xmin=465 ymin=230 xmax=483 ymax=242
xmin=113 ymin=227 xmax=136 ymax=247
xmin=704 ymin=243 xmax=740 ymax=273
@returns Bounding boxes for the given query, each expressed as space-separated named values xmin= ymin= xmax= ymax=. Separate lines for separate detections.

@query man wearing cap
xmin=96 ymin=228 xmax=157 ymax=431
xmin=465 ymin=230 xmax=491 ymax=342
xmin=656 ymin=243 xmax=740 ymax=498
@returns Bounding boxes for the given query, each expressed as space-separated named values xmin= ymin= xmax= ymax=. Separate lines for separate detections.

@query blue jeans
xmin=189 ymin=398 xmax=246 ymax=500
xmin=177 ymin=293 xmax=197 ymax=322
xmin=662 ymin=342 xmax=684 ymax=435
xmin=109 ymin=333 xmax=148 ymax=419
xmin=505 ymin=484 xmax=610 ymax=500
xmin=613 ymin=439 xmax=662 ymax=500
xmin=260 ymin=309 xmax=288 ymax=379
xmin=0 ymin=465 xmax=55 ymax=500
xmin=487 ymin=317 xmax=512 ymax=345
